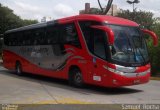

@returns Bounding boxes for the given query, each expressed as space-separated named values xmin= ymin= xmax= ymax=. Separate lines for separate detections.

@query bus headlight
xmin=107 ymin=67 xmax=125 ymax=76
xmin=140 ymin=69 xmax=151 ymax=75
xmin=104 ymin=65 xmax=150 ymax=77
xmin=115 ymin=64 xmax=136 ymax=73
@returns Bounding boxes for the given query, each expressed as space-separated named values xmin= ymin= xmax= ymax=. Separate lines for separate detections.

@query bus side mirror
xmin=141 ymin=29 xmax=158 ymax=47
xmin=91 ymin=25 xmax=114 ymax=45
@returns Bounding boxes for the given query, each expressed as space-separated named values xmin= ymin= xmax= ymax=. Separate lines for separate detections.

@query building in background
xmin=107 ymin=4 xmax=119 ymax=16
xmin=79 ymin=3 xmax=119 ymax=16
xmin=41 ymin=17 xmax=53 ymax=23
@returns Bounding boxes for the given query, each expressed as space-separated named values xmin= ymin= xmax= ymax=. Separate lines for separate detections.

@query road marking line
xmin=35 ymin=97 xmax=95 ymax=104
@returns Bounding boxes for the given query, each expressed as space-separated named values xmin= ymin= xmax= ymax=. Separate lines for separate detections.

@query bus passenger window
xmin=32 ymin=28 xmax=45 ymax=45
xmin=46 ymin=26 xmax=59 ymax=45
xmin=12 ymin=34 xmax=17 ymax=46
xmin=61 ymin=23 xmax=81 ymax=48
xmin=79 ymin=21 xmax=102 ymax=51
xmin=17 ymin=33 xmax=23 ymax=46
xmin=93 ymin=30 xmax=107 ymax=60
xmin=4 ymin=34 xmax=9 ymax=46
xmin=23 ymin=31 xmax=32 ymax=46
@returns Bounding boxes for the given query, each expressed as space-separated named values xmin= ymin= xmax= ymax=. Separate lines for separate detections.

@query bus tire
xmin=15 ymin=62 xmax=23 ymax=76
xmin=69 ymin=67 xmax=83 ymax=87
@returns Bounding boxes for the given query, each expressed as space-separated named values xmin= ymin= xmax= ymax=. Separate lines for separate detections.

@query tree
xmin=0 ymin=3 xmax=38 ymax=35
xmin=148 ymin=21 xmax=160 ymax=76
xmin=116 ymin=9 xmax=154 ymax=29
xmin=22 ymin=19 xmax=38 ymax=26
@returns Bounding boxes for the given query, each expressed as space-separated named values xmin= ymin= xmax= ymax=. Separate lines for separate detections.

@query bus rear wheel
xmin=15 ymin=62 xmax=23 ymax=76
xmin=69 ymin=68 xmax=83 ymax=87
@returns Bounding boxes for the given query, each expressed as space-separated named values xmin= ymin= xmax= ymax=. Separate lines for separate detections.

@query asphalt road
xmin=0 ymin=66 xmax=160 ymax=104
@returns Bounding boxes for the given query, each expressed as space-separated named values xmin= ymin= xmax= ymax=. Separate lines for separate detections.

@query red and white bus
xmin=2 ymin=14 xmax=158 ymax=87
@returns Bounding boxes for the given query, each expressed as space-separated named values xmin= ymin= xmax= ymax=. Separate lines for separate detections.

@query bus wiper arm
xmin=124 ymin=33 xmax=134 ymax=62
xmin=131 ymin=36 xmax=146 ymax=64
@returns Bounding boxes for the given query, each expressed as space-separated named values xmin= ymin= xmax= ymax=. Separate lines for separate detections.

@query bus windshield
xmin=107 ymin=25 xmax=149 ymax=65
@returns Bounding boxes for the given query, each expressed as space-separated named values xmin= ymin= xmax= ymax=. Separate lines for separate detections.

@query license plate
xmin=93 ymin=76 xmax=101 ymax=81
xmin=134 ymin=79 xmax=140 ymax=84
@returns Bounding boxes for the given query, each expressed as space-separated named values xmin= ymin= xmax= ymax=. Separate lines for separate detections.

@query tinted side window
xmin=46 ymin=25 xmax=59 ymax=44
xmin=93 ymin=29 xmax=107 ymax=59
xmin=4 ymin=34 xmax=9 ymax=46
xmin=23 ymin=31 xmax=32 ymax=45
xmin=5 ymin=32 xmax=21 ymax=46
xmin=17 ymin=32 xmax=23 ymax=46
xmin=79 ymin=21 xmax=101 ymax=51
xmin=32 ymin=28 xmax=45 ymax=45
xmin=61 ymin=23 xmax=81 ymax=48
xmin=79 ymin=21 xmax=107 ymax=60
xmin=9 ymin=33 xmax=17 ymax=46
xmin=5 ymin=28 xmax=46 ymax=46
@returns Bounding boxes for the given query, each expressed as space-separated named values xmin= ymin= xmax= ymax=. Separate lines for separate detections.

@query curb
xmin=150 ymin=77 xmax=160 ymax=81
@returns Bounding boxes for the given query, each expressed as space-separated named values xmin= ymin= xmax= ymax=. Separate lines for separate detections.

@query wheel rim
xmin=17 ymin=66 xmax=20 ymax=73
xmin=74 ymin=72 xmax=82 ymax=84
xmin=16 ymin=64 xmax=21 ymax=74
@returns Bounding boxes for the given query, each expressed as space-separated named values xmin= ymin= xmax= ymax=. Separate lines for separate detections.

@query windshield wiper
xmin=123 ymin=32 xmax=134 ymax=62
xmin=131 ymin=36 xmax=146 ymax=64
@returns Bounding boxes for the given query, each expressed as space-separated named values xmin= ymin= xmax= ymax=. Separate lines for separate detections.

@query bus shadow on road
xmin=0 ymin=70 xmax=143 ymax=95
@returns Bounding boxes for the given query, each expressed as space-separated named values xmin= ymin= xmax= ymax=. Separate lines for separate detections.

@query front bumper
xmin=103 ymin=72 xmax=150 ymax=87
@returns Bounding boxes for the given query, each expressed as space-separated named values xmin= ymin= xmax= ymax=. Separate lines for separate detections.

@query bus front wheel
xmin=15 ymin=62 xmax=23 ymax=76
xmin=69 ymin=68 xmax=83 ymax=87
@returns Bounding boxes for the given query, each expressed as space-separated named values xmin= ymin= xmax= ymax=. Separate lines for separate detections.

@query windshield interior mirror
xmin=141 ymin=29 xmax=158 ymax=47
xmin=91 ymin=25 xmax=114 ymax=45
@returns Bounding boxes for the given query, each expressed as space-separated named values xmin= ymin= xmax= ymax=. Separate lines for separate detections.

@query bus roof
xmin=5 ymin=21 xmax=56 ymax=34
xmin=58 ymin=14 xmax=139 ymax=26
xmin=6 ymin=14 xmax=139 ymax=34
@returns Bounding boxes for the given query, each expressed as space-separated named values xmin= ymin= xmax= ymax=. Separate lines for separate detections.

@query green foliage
xmin=148 ymin=22 xmax=160 ymax=76
xmin=22 ymin=19 xmax=38 ymax=26
xmin=116 ymin=9 xmax=154 ymax=29
xmin=0 ymin=3 xmax=38 ymax=34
